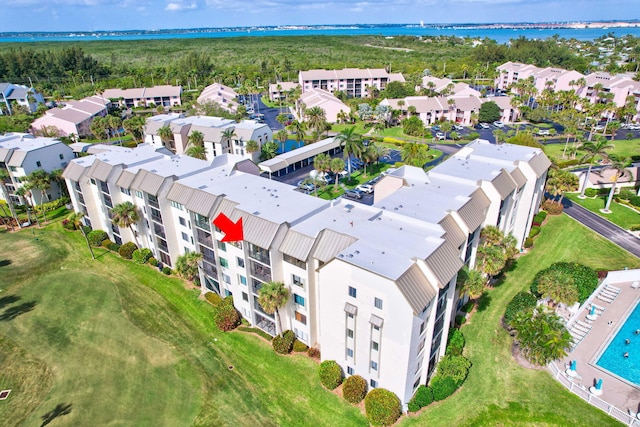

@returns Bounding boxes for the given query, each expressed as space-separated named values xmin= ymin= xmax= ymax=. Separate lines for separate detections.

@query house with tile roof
xmin=30 ymin=95 xmax=109 ymax=137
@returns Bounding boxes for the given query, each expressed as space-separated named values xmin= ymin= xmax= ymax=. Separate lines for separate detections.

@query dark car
xmin=343 ymin=189 xmax=363 ymax=200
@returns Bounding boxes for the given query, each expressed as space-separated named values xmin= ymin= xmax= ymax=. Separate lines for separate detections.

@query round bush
xmin=504 ymin=291 xmax=538 ymax=325
xmin=293 ymin=339 xmax=309 ymax=353
xmin=430 ymin=375 xmax=458 ymax=401
xmin=162 ymin=266 xmax=172 ymax=275
xmin=132 ymin=248 xmax=153 ymax=264
xmin=446 ymin=329 xmax=465 ymax=356
xmin=342 ymin=375 xmax=367 ymax=404
xmin=102 ymin=238 xmax=112 ymax=249
xmin=118 ymin=241 xmax=138 ymax=259
xmin=205 ymin=292 xmax=222 ymax=306
xmin=87 ymin=229 xmax=108 ymax=247
xmin=408 ymin=385 xmax=433 ymax=412
xmin=584 ymin=188 xmax=598 ymax=197
xmin=272 ymin=330 xmax=295 ymax=354
xmin=530 ymin=262 xmax=597 ymax=303
xmin=108 ymin=242 xmax=121 ymax=252
xmin=524 ymin=237 xmax=534 ymax=248
xmin=541 ymin=199 xmax=563 ymax=215
xmin=307 ymin=347 xmax=321 ymax=359
xmin=365 ymin=388 xmax=402 ymax=426
xmin=148 ymin=257 xmax=158 ymax=267
xmin=319 ymin=360 xmax=343 ymax=390
xmin=435 ymin=355 xmax=471 ymax=386
xmin=215 ymin=300 xmax=240 ymax=331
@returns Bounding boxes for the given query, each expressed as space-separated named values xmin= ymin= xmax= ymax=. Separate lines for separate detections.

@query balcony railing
xmin=251 ymin=278 xmax=264 ymax=295
xmin=151 ymin=213 xmax=163 ymax=224
xmin=250 ymin=260 xmax=271 ymax=283
xmin=202 ymin=261 xmax=218 ymax=279
xmin=154 ymin=224 xmax=166 ymax=239
xmin=196 ymin=229 xmax=213 ymax=248
xmin=194 ymin=216 xmax=211 ymax=231
xmin=148 ymin=198 xmax=159 ymax=209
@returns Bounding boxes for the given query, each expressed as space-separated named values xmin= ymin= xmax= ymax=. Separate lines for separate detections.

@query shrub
xmin=455 ymin=315 xmax=466 ymax=326
xmin=382 ymin=137 xmax=403 ymax=145
xmin=108 ymin=242 xmax=121 ymax=252
xmin=162 ymin=266 xmax=172 ymax=275
xmin=87 ymin=229 xmax=108 ymax=246
xmin=307 ymin=347 xmax=321 ymax=359
xmin=504 ymin=291 xmax=538 ymax=324
xmin=319 ymin=360 xmax=343 ymax=390
xmin=528 ymin=226 xmax=541 ymax=238
xmin=530 ymin=262 xmax=598 ymax=303
xmin=118 ymin=241 xmax=138 ymax=259
xmin=148 ymin=257 xmax=158 ymax=267
xmin=272 ymin=330 xmax=295 ymax=354
xmin=205 ymin=292 xmax=223 ymax=306
xmin=435 ymin=355 xmax=471 ymax=386
xmin=430 ymin=375 xmax=459 ymax=401
xmin=62 ymin=219 xmax=76 ymax=230
xmin=342 ymin=375 xmax=367 ymax=404
xmin=461 ymin=301 xmax=474 ymax=313
xmin=237 ymin=326 xmax=273 ymax=341
xmin=293 ymin=339 xmax=309 ymax=352
xmin=618 ymin=189 xmax=635 ymax=200
xmin=408 ymin=385 xmax=433 ymax=412
xmin=132 ymin=248 xmax=153 ymax=264
xmin=524 ymin=237 xmax=534 ymax=248
xmin=365 ymin=388 xmax=402 ymax=426
xmin=446 ymin=328 xmax=465 ymax=356
xmin=534 ymin=211 xmax=548 ymax=223
xmin=541 ymin=199 xmax=563 ymax=215
xmin=101 ymin=238 xmax=112 ymax=249
xmin=215 ymin=297 xmax=240 ymax=331
xmin=584 ymin=188 xmax=598 ymax=197
xmin=629 ymin=195 xmax=640 ymax=207
xmin=468 ymin=132 xmax=480 ymax=140
xmin=631 ymin=225 xmax=640 ymax=231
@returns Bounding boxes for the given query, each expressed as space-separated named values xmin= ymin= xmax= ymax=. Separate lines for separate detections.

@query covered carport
xmin=258 ymin=137 xmax=343 ymax=178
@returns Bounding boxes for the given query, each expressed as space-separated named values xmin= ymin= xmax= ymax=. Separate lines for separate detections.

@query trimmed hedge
xmin=430 ymin=375 xmax=458 ymax=401
xmin=148 ymin=257 xmax=158 ymax=267
xmin=446 ymin=328 xmax=465 ymax=356
xmin=455 ymin=315 xmax=466 ymax=326
xmin=365 ymin=388 xmax=402 ymax=427
xmin=293 ymin=339 xmax=309 ymax=352
xmin=162 ymin=266 xmax=172 ymax=275
xmin=434 ymin=355 xmax=471 ymax=386
xmin=102 ymin=238 xmax=113 ymax=249
xmin=530 ymin=262 xmax=598 ymax=303
xmin=528 ymin=226 xmax=541 ymax=238
xmin=533 ymin=211 xmax=548 ymax=224
xmin=108 ymin=242 xmax=121 ymax=252
xmin=524 ymin=237 xmax=534 ymax=248
xmin=237 ymin=326 xmax=273 ymax=342
xmin=215 ymin=296 xmax=240 ymax=331
xmin=87 ymin=229 xmax=108 ymax=246
xmin=504 ymin=291 xmax=538 ymax=325
xmin=205 ymin=292 xmax=222 ymax=306
xmin=342 ymin=375 xmax=367 ymax=404
xmin=118 ymin=241 xmax=138 ymax=259
xmin=541 ymin=199 xmax=563 ymax=215
xmin=272 ymin=330 xmax=295 ymax=354
xmin=132 ymin=248 xmax=152 ymax=264
xmin=319 ymin=360 xmax=343 ymax=390
xmin=408 ymin=385 xmax=433 ymax=413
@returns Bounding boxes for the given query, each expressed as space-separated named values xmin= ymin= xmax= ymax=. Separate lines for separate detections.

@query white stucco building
xmin=62 ymin=139 xmax=550 ymax=407
xmin=299 ymin=68 xmax=405 ymax=98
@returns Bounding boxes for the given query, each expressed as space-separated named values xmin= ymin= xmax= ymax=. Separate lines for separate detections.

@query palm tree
xmin=259 ymin=142 xmax=279 ymax=161
xmin=188 ymin=130 xmax=204 ymax=148
xmin=313 ymin=153 xmax=331 ymax=177
xmin=335 ymin=126 xmax=363 ymax=178
xmin=123 ymin=116 xmax=146 ymax=144
xmin=26 ymin=169 xmax=51 ymax=223
xmin=175 ymin=252 xmax=203 ymax=281
xmin=400 ymin=142 xmax=430 ymax=167
xmin=361 ymin=145 xmax=378 ymax=177
xmin=15 ymin=184 xmax=39 ymax=227
xmin=221 ymin=127 xmax=236 ymax=151
xmin=440 ymin=121 xmax=453 ymax=140
xmin=275 ymin=129 xmax=288 ymax=153
xmin=287 ymin=120 xmax=307 ymax=148
xmin=0 ymin=168 xmax=19 ymax=229
xmin=492 ymin=129 xmax=505 ymax=145
xmin=157 ymin=125 xmax=175 ymax=151
xmin=185 ymin=144 xmax=207 ymax=160
xmin=456 ymin=267 xmax=486 ymax=300
xmin=578 ymin=138 xmax=614 ymax=197
xmin=305 ymin=107 xmax=326 ymax=135
xmin=330 ymin=158 xmax=345 ymax=191
xmin=111 ymin=201 xmax=141 ymax=245
xmin=603 ymin=155 xmax=632 ymax=212
xmin=246 ymin=139 xmax=259 ymax=157
xmin=545 ymin=168 xmax=579 ymax=204
xmin=257 ymin=281 xmax=290 ymax=336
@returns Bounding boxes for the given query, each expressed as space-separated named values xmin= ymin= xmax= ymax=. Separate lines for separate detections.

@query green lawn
xmin=401 ymin=214 xmax=640 ymax=426
xmin=330 ymin=122 xmax=369 ymax=135
xmin=0 ymin=223 xmax=366 ymax=426
xmin=543 ymin=138 xmax=640 ymax=162
xmin=565 ymin=193 xmax=640 ymax=230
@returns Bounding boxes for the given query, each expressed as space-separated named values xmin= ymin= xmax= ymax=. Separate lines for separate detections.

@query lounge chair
xmin=597 ymin=294 xmax=614 ymax=303
xmin=631 ymin=281 xmax=640 ymax=290
xmin=605 ymin=284 xmax=621 ymax=294
xmin=591 ymin=303 xmax=606 ymax=314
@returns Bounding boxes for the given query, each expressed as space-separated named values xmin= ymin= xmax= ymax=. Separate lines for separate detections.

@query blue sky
xmin=3 ymin=0 xmax=638 ymax=32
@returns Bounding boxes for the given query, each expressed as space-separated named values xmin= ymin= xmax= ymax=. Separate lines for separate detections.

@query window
xmin=370 ymin=379 xmax=377 ymax=388
xmin=348 ymin=286 xmax=357 ymax=298
xmin=217 ymin=241 xmax=226 ymax=251
xmin=420 ymin=320 xmax=427 ymax=335
xmin=374 ymin=297 xmax=383 ymax=310
xmin=59 ymin=153 xmax=64 ymax=160
xmin=347 ymin=367 xmax=354 ymax=375
xmin=372 ymin=341 xmax=379 ymax=351
xmin=292 ymin=274 xmax=304 ymax=287
xmin=237 ymin=257 xmax=245 ymax=268
xmin=90 ymin=178 xmax=96 ymax=185
xmin=219 ymin=257 xmax=229 ymax=268
xmin=373 ymin=325 xmax=380 ymax=331
xmin=179 ymin=217 xmax=186 ymax=226
xmin=413 ymin=379 xmax=421 ymax=390
xmin=346 ymin=348 xmax=354 ymax=358
xmin=120 ymin=187 xmax=131 ymax=196
xmin=283 ymin=254 xmax=306 ymax=270
xmin=371 ymin=361 xmax=378 ymax=371
xmin=293 ymin=294 xmax=305 ymax=307
xmin=295 ymin=311 xmax=307 ymax=325
xmin=171 ymin=200 xmax=184 ymax=210
xmin=222 ymin=274 xmax=231 ymax=284
xmin=347 ymin=329 xmax=354 ymax=339
xmin=238 ymin=275 xmax=247 ymax=286
xmin=9 ymin=166 xmax=16 ymax=172
xmin=181 ymin=232 xmax=189 ymax=242
xmin=135 ymin=190 xmax=143 ymax=198
xmin=36 ymin=161 xmax=41 ymax=167
xmin=242 ymin=292 xmax=248 ymax=301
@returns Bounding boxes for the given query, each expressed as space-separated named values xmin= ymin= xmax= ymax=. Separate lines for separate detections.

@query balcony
xmin=202 ymin=260 xmax=218 ymax=279
xmin=153 ymin=223 xmax=166 ymax=239
xmin=147 ymin=196 xmax=159 ymax=209
xmin=251 ymin=278 xmax=264 ymax=295
xmin=150 ymin=207 xmax=162 ymax=224
xmin=247 ymin=243 xmax=270 ymax=265
xmin=250 ymin=260 xmax=271 ymax=283
xmin=194 ymin=215 xmax=211 ymax=231
xmin=200 ymin=246 xmax=216 ymax=263
xmin=196 ymin=229 xmax=213 ymax=248
xmin=99 ymin=181 xmax=110 ymax=194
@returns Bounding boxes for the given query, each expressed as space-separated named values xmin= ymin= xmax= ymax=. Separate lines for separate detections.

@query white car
xmin=480 ymin=123 xmax=490 ymax=129
xmin=493 ymin=121 xmax=504 ymax=128
xmin=453 ymin=125 xmax=464 ymax=131
xmin=435 ymin=132 xmax=445 ymax=140
xmin=356 ymin=184 xmax=374 ymax=194
xmin=594 ymin=125 xmax=605 ymax=131
xmin=629 ymin=124 xmax=640 ymax=130
xmin=537 ymin=129 xmax=550 ymax=136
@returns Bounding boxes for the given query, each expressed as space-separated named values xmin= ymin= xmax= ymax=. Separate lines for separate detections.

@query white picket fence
xmin=549 ymin=362 xmax=640 ymax=426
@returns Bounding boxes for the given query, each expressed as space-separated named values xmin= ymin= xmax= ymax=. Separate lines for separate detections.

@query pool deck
xmin=560 ymin=272 xmax=640 ymax=413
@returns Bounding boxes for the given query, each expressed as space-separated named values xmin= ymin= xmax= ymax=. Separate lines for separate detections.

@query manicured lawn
xmin=564 ymin=193 xmax=640 ymax=230
xmin=0 ymin=223 xmax=366 ymax=426
xmin=543 ymin=138 xmax=640 ymax=162
xmin=401 ymin=214 xmax=640 ymax=426
xmin=330 ymin=122 xmax=369 ymax=135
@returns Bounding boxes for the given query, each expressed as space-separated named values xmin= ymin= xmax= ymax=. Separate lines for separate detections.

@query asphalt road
xmin=561 ymin=197 xmax=640 ymax=258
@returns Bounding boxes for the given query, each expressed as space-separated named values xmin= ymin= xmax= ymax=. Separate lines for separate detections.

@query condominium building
xmin=102 ymin=85 xmax=182 ymax=108
xmin=0 ymin=82 xmax=45 ymax=115
xmin=0 ymin=133 xmax=73 ymax=205
xmin=63 ymin=139 xmax=549 ymax=407
xmin=30 ymin=95 xmax=110 ymax=137
xmin=299 ymin=68 xmax=405 ymax=98
xmin=197 ymin=83 xmax=240 ymax=113
xmin=144 ymin=114 xmax=272 ymax=162
xmin=297 ymin=88 xmax=350 ymax=123
xmin=268 ymin=82 xmax=299 ymax=102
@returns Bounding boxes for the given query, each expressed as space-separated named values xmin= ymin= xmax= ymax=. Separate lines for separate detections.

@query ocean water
xmin=597 ymin=302 xmax=640 ymax=386
xmin=2 ymin=25 xmax=640 ymax=44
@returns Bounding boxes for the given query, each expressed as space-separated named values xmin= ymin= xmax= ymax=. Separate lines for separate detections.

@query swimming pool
xmin=597 ymin=302 xmax=640 ymax=386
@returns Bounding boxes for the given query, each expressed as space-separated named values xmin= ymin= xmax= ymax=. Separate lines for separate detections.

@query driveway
xmin=561 ymin=197 xmax=640 ymax=258
xmin=252 ymin=93 xmax=284 ymax=130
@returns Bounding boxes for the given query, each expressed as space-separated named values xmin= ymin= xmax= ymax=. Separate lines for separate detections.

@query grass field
xmin=542 ymin=138 xmax=640 ymax=162
xmin=1 ymin=213 xmax=639 ymax=426
xmin=565 ymin=193 xmax=640 ymax=230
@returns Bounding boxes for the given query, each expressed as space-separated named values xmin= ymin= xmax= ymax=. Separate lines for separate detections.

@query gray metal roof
xmin=166 ymin=182 xmax=195 ymax=206
xmin=62 ymin=161 xmax=87 ymax=182
xmin=6 ymin=150 xmax=27 ymax=167
xmin=456 ymin=188 xmax=490 ymax=232
xmin=0 ymin=147 xmax=13 ymax=163
xmin=187 ymin=188 xmax=220 ymax=217
xmin=344 ymin=303 xmax=358 ymax=315
xmin=312 ymin=229 xmax=358 ymax=263
xmin=130 ymin=169 xmax=168 ymax=196
xmin=439 ymin=214 xmax=466 ymax=248
xmin=279 ymin=230 xmax=316 ymax=261
xmin=528 ymin=152 xmax=552 ymax=178
xmin=86 ymin=159 xmax=114 ymax=182
xmin=395 ymin=264 xmax=437 ymax=314
xmin=510 ymin=167 xmax=527 ymax=188
xmin=424 ymin=241 xmax=464 ymax=288
xmin=491 ymin=169 xmax=517 ymax=199
xmin=234 ymin=210 xmax=281 ymax=249
xmin=369 ymin=314 xmax=384 ymax=327
xmin=116 ymin=170 xmax=136 ymax=189
xmin=259 ymin=137 xmax=341 ymax=173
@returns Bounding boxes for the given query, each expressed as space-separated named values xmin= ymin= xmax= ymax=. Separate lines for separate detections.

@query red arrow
xmin=213 ymin=213 xmax=244 ymax=242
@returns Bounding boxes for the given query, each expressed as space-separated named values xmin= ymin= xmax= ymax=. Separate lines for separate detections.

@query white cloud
xmin=165 ymin=1 xmax=198 ymax=11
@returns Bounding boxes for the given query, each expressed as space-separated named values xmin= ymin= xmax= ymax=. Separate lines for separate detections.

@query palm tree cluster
xmin=509 ymin=307 xmax=572 ymax=366
xmin=110 ymin=201 xmax=140 ymax=246
xmin=334 ymin=126 xmax=364 ymax=179
xmin=476 ymin=226 xmax=518 ymax=279
xmin=185 ymin=130 xmax=207 ymax=160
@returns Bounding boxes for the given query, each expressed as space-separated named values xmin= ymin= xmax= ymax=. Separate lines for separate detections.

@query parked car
xmin=453 ymin=124 xmax=464 ymax=131
xmin=435 ymin=132 xmax=445 ymax=140
xmin=537 ymin=129 xmax=550 ymax=136
xmin=493 ymin=121 xmax=504 ymax=128
xmin=629 ymin=124 xmax=640 ymax=130
xmin=356 ymin=184 xmax=374 ymax=194
xmin=594 ymin=125 xmax=605 ymax=131
xmin=297 ymin=180 xmax=316 ymax=192
xmin=480 ymin=123 xmax=490 ymax=129
xmin=431 ymin=125 xmax=441 ymax=132
xmin=343 ymin=189 xmax=363 ymax=199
